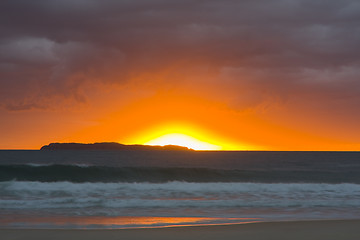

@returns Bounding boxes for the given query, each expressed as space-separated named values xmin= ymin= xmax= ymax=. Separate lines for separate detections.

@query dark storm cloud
xmin=1 ymin=0 xmax=360 ymax=112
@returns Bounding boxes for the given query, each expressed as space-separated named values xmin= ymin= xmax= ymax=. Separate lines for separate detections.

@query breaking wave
xmin=1 ymin=164 xmax=360 ymax=183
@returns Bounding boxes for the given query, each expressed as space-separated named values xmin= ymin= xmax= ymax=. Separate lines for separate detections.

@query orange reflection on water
xmin=3 ymin=216 xmax=260 ymax=228
xmin=57 ymin=216 xmax=215 ymax=225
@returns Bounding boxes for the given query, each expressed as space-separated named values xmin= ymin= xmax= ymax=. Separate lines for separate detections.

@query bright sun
xmin=144 ymin=133 xmax=221 ymax=150
xmin=129 ymin=123 xmax=246 ymax=151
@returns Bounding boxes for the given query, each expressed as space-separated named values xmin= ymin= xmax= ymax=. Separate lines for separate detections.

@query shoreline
xmin=1 ymin=219 xmax=360 ymax=240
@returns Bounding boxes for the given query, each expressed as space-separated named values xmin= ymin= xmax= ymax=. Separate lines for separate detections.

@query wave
xmin=1 ymin=164 xmax=360 ymax=183
xmin=1 ymin=181 xmax=360 ymax=211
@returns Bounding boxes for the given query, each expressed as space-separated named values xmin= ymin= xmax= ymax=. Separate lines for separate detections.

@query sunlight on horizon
xmin=144 ymin=133 xmax=222 ymax=150
xmin=129 ymin=123 xmax=254 ymax=151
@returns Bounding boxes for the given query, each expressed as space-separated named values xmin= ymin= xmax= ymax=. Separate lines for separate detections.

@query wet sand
xmin=1 ymin=220 xmax=359 ymax=240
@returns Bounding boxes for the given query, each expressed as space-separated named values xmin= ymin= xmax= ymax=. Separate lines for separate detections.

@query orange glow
xmin=1 ymin=69 xmax=360 ymax=151
xmin=39 ymin=86 xmax=357 ymax=151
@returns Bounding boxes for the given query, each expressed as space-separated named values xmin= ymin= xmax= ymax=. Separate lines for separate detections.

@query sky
xmin=1 ymin=0 xmax=360 ymax=150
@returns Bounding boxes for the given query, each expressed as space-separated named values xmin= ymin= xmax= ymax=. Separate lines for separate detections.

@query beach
xmin=1 ymin=220 xmax=360 ymax=240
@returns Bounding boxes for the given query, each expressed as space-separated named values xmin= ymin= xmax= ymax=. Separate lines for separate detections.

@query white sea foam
xmin=1 ymin=181 xmax=360 ymax=211
xmin=25 ymin=163 xmax=54 ymax=167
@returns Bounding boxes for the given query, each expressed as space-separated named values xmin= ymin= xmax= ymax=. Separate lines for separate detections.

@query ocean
xmin=1 ymin=150 xmax=360 ymax=229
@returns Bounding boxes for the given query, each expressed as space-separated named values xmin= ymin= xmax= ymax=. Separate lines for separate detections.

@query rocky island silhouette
xmin=40 ymin=142 xmax=194 ymax=151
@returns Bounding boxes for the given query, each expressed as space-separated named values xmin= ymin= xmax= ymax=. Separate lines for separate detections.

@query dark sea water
xmin=1 ymin=150 xmax=360 ymax=228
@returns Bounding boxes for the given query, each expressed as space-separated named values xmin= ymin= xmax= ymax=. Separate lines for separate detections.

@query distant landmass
xmin=40 ymin=142 xmax=194 ymax=151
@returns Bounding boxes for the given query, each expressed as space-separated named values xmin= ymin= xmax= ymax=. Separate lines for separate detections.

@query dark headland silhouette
xmin=40 ymin=142 xmax=194 ymax=151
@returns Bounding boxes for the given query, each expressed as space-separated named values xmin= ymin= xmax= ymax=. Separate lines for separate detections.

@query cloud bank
xmin=1 ymin=0 xmax=360 ymax=118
